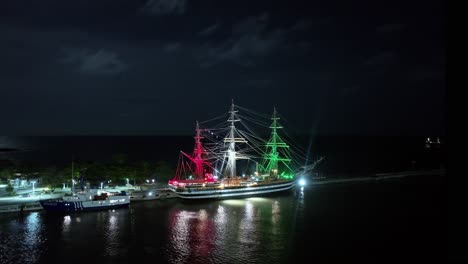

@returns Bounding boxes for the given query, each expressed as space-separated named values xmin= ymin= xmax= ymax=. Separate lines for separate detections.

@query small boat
xmin=40 ymin=190 xmax=130 ymax=212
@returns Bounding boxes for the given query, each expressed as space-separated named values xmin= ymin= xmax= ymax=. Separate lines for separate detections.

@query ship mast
xmin=71 ymin=156 xmax=75 ymax=193
xmin=224 ymin=100 xmax=247 ymax=177
xmin=180 ymin=121 xmax=209 ymax=180
xmin=192 ymin=121 xmax=205 ymax=178
xmin=263 ymin=107 xmax=292 ymax=178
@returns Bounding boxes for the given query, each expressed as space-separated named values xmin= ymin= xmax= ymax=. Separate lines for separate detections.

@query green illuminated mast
xmin=262 ymin=107 xmax=293 ymax=179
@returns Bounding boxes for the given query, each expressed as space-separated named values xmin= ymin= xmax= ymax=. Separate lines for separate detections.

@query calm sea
xmin=0 ymin=174 xmax=445 ymax=264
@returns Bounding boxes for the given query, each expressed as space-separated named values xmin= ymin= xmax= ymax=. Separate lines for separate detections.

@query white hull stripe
xmin=176 ymin=181 xmax=295 ymax=195
xmin=177 ymin=184 xmax=295 ymax=199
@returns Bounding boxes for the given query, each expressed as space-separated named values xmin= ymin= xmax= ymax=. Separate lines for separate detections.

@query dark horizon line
xmin=1 ymin=132 xmax=446 ymax=138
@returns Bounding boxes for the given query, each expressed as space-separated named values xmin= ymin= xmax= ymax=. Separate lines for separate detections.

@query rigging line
xmin=283 ymin=137 xmax=308 ymax=157
xmin=278 ymin=133 xmax=306 ymax=153
xmin=271 ymin=110 xmax=307 ymax=152
xmin=236 ymin=131 xmax=262 ymax=147
xmin=240 ymin=112 xmax=271 ymax=122
xmin=276 ymin=111 xmax=289 ymax=122
xmin=241 ymin=136 xmax=264 ymax=150
xmin=237 ymin=117 xmax=266 ymax=136
xmin=236 ymin=105 xmax=272 ymax=119
xmin=238 ymin=121 xmax=267 ymax=143
xmin=279 ymin=127 xmax=308 ymax=153
xmin=238 ymin=116 xmax=270 ymax=129
xmin=236 ymin=108 xmax=270 ymax=120
xmin=200 ymin=112 xmax=230 ymax=124
xmin=202 ymin=124 xmax=229 ymax=133
xmin=238 ymin=132 xmax=265 ymax=153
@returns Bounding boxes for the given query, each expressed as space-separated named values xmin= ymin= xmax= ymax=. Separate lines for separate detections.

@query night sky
xmin=0 ymin=0 xmax=445 ymax=136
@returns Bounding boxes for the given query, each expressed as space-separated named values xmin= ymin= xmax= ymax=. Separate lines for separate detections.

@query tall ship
xmin=168 ymin=101 xmax=322 ymax=199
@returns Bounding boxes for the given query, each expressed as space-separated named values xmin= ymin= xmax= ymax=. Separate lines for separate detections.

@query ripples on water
xmin=165 ymin=195 xmax=298 ymax=264
xmin=0 ymin=213 xmax=46 ymax=264
xmin=0 ymin=177 xmax=444 ymax=264
xmin=0 ymin=191 xmax=300 ymax=264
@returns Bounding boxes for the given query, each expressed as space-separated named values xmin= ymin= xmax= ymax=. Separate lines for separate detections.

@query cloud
xmin=141 ymin=0 xmax=187 ymax=15
xmin=195 ymin=14 xmax=321 ymax=68
xmin=232 ymin=12 xmax=269 ymax=36
xmin=199 ymin=13 xmax=286 ymax=67
xmin=199 ymin=23 xmax=220 ymax=36
xmin=60 ymin=48 xmax=127 ymax=75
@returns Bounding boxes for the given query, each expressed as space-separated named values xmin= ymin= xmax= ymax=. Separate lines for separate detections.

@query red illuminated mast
xmin=180 ymin=121 xmax=208 ymax=179
xmin=171 ymin=121 xmax=213 ymax=185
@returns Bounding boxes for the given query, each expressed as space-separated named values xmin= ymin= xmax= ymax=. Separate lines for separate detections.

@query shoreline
xmin=0 ymin=169 xmax=445 ymax=213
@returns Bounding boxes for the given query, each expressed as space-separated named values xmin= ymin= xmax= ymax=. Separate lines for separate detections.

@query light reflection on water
xmin=272 ymin=200 xmax=280 ymax=233
xmin=24 ymin=213 xmax=42 ymax=263
xmin=104 ymin=214 xmax=119 ymax=256
xmin=63 ymin=215 xmax=71 ymax=232
xmin=1 ymin=191 xmax=301 ymax=264
xmin=165 ymin=196 xmax=293 ymax=264
xmin=169 ymin=210 xmax=194 ymax=263
xmin=0 ymin=212 xmax=45 ymax=264
xmin=0 ymin=175 xmax=443 ymax=263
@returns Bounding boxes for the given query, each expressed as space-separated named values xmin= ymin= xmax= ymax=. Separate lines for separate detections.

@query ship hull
xmin=129 ymin=189 xmax=178 ymax=202
xmin=40 ymin=200 xmax=129 ymax=212
xmin=173 ymin=180 xmax=296 ymax=199
xmin=0 ymin=203 xmax=44 ymax=214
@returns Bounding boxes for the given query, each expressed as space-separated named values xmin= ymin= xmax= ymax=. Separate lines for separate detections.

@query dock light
xmin=148 ymin=192 xmax=153 ymax=196
xmin=32 ymin=181 xmax=36 ymax=196
xmin=299 ymin=178 xmax=306 ymax=187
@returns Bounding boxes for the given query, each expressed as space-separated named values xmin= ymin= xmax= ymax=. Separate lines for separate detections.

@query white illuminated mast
xmin=223 ymin=100 xmax=248 ymax=177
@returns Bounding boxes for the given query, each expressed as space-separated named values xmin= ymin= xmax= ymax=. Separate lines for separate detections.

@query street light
xmin=299 ymin=178 xmax=306 ymax=187
xmin=31 ymin=181 xmax=36 ymax=196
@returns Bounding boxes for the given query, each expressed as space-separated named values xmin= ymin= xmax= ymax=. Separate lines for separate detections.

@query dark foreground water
xmin=0 ymin=175 xmax=445 ymax=264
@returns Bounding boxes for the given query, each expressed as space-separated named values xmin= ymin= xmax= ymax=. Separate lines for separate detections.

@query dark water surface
xmin=0 ymin=175 xmax=445 ymax=264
